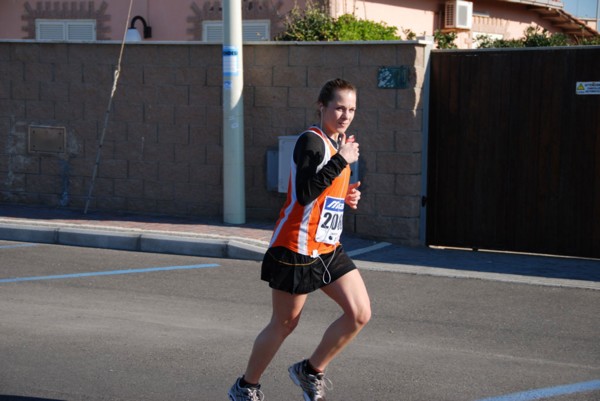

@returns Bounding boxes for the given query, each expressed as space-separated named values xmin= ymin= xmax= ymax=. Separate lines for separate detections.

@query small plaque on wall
xmin=28 ymin=125 xmax=66 ymax=154
xmin=377 ymin=66 xmax=409 ymax=89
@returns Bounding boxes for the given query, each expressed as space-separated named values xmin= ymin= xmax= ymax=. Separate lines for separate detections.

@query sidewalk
xmin=0 ymin=204 xmax=599 ymax=290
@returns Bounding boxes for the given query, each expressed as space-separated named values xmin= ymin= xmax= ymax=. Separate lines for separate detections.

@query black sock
xmin=304 ymin=359 xmax=322 ymax=375
xmin=240 ymin=376 xmax=259 ymax=388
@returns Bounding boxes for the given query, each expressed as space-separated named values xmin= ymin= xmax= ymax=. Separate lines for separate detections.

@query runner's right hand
xmin=338 ymin=133 xmax=359 ymax=164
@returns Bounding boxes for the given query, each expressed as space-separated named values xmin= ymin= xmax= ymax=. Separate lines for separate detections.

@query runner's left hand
xmin=345 ymin=181 xmax=361 ymax=209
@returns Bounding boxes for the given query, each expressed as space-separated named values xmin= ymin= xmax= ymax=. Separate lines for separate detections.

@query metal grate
xmin=28 ymin=125 xmax=66 ymax=154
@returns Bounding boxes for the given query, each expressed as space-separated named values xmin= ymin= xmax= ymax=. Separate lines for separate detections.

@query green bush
xmin=475 ymin=35 xmax=523 ymax=48
xmin=275 ymin=1 xmax=400 ymax=41
xmin=579 ymin=36 xmax=600 ymax=45
xmin=522 ymin=26 xmax=570 ymax=47
xmin=433 ymin=30 xmax=457 ymax=49
xmin=402 ymin=29 xmax=417 ymax=41
xmin=476 ymin=25 xmax=596 ymax=48
xmin=276 ymin=5 xmax=599 ymax=47
xmin=275 ymin=2 xmax=336 ymax=41
xmin=333 ymin=14 xmax=400 ymax=41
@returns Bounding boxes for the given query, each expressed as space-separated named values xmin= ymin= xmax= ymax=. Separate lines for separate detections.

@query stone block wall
xmin=0 ymin=41 xmax=430 ymax=246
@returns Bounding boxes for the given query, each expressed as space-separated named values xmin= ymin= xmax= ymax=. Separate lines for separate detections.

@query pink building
xmin=0 ymin=0 xmax=597 ymax=48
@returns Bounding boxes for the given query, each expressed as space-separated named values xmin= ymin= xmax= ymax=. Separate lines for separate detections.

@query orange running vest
xmin=269 ymin=127 xmax=351 ymax=256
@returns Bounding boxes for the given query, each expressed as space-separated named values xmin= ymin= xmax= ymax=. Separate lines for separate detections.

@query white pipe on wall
xmin=222 ymin=0 xmax=246 ymax=224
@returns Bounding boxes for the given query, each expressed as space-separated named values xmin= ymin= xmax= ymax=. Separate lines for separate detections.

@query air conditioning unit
xmin=444 ymin=1 xmax=473 ymax=30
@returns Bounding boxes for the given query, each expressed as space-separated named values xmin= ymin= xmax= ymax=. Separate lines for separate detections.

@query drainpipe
xmin=222 ymin=0 xmax=245 ymax=224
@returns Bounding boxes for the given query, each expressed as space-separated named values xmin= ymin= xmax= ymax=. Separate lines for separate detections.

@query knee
xmin=349 ymin=302 xmax=371 ymax=329
xmin=272 ymin=314 xmax=301 ymax=337
xmin=283 ymin=316 xmax=301 ymax=335
xmin=356 ymin=304 xmax=372 ymax=327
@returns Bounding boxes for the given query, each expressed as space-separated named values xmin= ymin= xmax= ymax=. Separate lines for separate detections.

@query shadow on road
xmin=0 ymin=396 xmax=66 ymax=401
xmin=348 ymin=237 xmax=600 ymax=283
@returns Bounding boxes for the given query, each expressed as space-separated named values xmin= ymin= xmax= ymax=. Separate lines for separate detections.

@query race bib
xmin=315 ymin=196 xmax=345 ymax=245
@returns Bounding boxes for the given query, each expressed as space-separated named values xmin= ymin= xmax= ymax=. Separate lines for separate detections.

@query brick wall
xmin=0 ymin=41 xmax=430 ymax=246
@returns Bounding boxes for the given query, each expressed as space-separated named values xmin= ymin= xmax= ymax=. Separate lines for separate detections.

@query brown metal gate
xmin=427 ymin=47 xmax=600 ymax=259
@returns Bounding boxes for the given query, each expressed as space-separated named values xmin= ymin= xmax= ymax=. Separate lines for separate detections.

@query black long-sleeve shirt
xmin=293 ymin=131 xmax=349 ymax=206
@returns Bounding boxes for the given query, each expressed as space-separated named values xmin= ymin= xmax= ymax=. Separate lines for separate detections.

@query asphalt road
xmin=0 ymin=241 xmax=599 ymax=401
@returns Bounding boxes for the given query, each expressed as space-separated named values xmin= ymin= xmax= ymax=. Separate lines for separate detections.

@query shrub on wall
xmin=275 ymin=1 xmax=336 ymax=41
xmin=275 ymin=1 xmax=400 ymax=41
xmin=333 ymin=14 xmax=400 ymax=41
xmin=579 ymin=36 xmax=600 ymax=45
xmin=433 ymin=30 xmax=458 ymax=49
xmin=476 ymin=26 xmax=599 ymax=48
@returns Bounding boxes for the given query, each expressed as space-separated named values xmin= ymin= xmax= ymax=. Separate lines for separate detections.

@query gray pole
xmin=222 ymin=0 xmax=245 ymax=224
xmin=597 ymin=0 xmax=600 ymax=31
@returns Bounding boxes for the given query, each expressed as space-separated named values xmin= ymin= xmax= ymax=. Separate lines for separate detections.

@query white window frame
xmin=202 ymin=20 xmax=270 ymax=42
xmin=472 ymin=32 xmax=504 ymax=48
xmin=36 ymin=19 xmax=97 ymax=42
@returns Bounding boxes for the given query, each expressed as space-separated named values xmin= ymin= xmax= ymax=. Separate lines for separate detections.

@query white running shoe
xmin=228 ymin=377 xmax=264 ymax=401
xmin=288 ymin=360 xmax=332 ymax=401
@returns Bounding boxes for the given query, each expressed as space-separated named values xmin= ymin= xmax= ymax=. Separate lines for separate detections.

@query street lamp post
xmin=222 ymin=0 xmax=246 ymax=224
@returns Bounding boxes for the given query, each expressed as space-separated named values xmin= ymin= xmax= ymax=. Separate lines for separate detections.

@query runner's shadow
xmin=0 ymin=396 xmax=66 ymax=401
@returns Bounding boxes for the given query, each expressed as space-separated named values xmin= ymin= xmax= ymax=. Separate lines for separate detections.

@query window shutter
xmin=67 ymin=21 xmax=96 ymax=41
xmin=202 ymin=20 xmax=270 ymax=42
xmin=37 ymin=21 xmax=66 ymax=41
xmin=242 ymin=21 xmax=269 ymax=41
xmin=204 ymin=23 xmax=224 ymax=42
xmin=36 ymin=19 xmax=96 ymax=41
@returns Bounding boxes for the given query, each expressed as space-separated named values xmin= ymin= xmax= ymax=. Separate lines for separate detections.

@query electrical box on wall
xmin=28 ymin=125 xmax=66 ymax=154
xmin=278 ymin=135 xmax=298 ymax=193
xmin=276 ymin=134 xmax=360 ymax=194
xmin=444 ymin=1 xmax=473 ymax=30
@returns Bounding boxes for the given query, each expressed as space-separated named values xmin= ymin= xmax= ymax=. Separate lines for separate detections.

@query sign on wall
xmin=576 ymin=81 xmax=600 ymax=95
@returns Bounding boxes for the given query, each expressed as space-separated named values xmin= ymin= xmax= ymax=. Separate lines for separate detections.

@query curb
xmin=0 ymin=223 xmax=266 ymax=261
xmin=1 ymin=222 xmax=598 ymax=291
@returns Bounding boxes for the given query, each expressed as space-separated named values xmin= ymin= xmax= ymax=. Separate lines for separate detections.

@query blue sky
xmin=563 ymin=0 xmax=598 ymax=19
xmin=563 ymin=0 xmax=599 ymax=28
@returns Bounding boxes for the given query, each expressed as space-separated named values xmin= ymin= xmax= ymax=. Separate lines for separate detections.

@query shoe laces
xmin=245 ymin=387 xmax=264 ymax=401
xmin=254 ymin=389 xmax=265 ymax=401
xmin=237 ymin=381 xmax=264 ymax=401
xmin=309 ymin=373 xmax=333 ymax=396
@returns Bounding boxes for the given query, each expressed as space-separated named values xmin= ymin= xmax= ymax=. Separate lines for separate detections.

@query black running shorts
xmin=260 ymin=245 xmax=357 ymax=294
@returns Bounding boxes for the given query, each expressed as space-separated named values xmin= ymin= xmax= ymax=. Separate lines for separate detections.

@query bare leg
xmin=243 ymin=289 xmax=308 ymax=383
xmin=308 ymin=269 xmax=371 ymax=372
